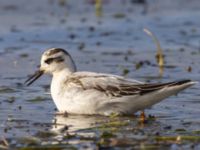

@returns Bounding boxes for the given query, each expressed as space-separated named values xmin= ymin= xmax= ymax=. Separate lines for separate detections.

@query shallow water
xmin=0 ymin=0 xmax=200 ymax=149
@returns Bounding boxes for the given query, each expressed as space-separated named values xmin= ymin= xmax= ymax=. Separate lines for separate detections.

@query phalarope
xmin=25 ymin=48 xmax=196 ymax=115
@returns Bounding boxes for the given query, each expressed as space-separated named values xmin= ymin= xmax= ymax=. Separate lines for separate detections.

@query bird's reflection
xmin=52 ymin=114 xmax=107 ymax=133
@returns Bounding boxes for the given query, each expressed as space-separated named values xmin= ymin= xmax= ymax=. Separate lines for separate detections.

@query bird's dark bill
xmin=25 ymin=70 xmax=44 ymax=86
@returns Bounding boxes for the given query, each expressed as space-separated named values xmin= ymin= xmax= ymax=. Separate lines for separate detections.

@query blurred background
xmin=0 ymin=0 xmax=200 ymax=76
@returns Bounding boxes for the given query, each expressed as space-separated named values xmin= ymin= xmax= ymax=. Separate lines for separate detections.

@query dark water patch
xmin=27 ymin=96 xmax=50 ymax=103
xmin=35 ymin=130 xmax=57 ymax=139
xmin=113 ymin=13 xmax=126 ymax=19
xmin=19 ymin=53 xmax=29 ymax=58
xmin=3 ymin=77 xmax=26 ymax=80
xmin=2 ymin=4 xmax=18 ymax=11
xmin=0 ymin=86 xmax=16 ymax=93
xmin=4 ymin=46 xmax=23 ymax=51
xmin=3 ymin=96 xmax=16 ymax=103
xmin=102 ymin=51 xmax=129 ymax=56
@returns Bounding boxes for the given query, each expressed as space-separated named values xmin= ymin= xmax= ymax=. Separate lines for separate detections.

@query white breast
xmin=50 ymin=74 xmax=106 ymax=114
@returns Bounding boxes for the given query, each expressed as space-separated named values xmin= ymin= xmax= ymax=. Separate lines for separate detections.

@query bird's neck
xmin=51 ymin=68 xmax=73 ymax=96
xmin=52 ymin=68 xmax=73 ymax=79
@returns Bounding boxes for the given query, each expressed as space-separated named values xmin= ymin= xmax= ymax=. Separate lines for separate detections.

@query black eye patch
xmin=44 ymin=57 xmax=64 ymax=64
xmin=55 ymin=57 xmax=64 ymax=63
xmin=44 ymin=58 xmax=54 ymax=64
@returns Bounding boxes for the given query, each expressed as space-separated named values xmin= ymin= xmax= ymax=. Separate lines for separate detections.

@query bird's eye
xmin=44 ymin=57 xmax=64 ymax=64
xmin=44 ymin=58 xmax=54 ymax=64
xmin=55 ymin=57 xmax=64 ymax=63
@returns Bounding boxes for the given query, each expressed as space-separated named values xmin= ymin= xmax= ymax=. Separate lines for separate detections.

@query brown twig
xmin=144 ymin=28 xmax=164 ymax=76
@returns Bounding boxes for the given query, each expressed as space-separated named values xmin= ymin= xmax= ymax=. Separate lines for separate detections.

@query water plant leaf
xmin=27 ymin=96 xmax=49 ymax=102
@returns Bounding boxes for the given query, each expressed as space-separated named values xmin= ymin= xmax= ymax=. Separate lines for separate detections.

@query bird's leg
xmin=63 ymin=111 xmax=68 ymax=117
xmin=140 ymin=110 xmax=146 ymax=123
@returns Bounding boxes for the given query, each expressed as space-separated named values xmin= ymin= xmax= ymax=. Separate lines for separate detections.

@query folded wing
xmin=66 ymin=72 xmax=192 ymax=97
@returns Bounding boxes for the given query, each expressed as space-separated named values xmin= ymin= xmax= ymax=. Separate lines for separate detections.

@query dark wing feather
xmin=66 ymin=73 xmax=191 ymax=97
xmin=88 ymin=79 xmax=192 ymax=97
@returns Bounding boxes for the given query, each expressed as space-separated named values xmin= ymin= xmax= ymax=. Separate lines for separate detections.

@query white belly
xmin=50 ymin=74 xmax=191 ymax=115
xmin=51 ymin=81 xmax=105 ymax=114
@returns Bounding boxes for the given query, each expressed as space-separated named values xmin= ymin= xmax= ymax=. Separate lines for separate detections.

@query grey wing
xmin=69 ymin=72 xmax=191 ymax=97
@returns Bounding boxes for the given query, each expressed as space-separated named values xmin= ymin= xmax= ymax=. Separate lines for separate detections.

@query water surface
xmin=0 ymin=0 xmax=200 ymax=149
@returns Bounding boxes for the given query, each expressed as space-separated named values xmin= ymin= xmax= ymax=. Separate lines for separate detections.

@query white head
xmin=40 ymin=48 xmax=76 ymax=74
xmin=25 ymin=48 xmax=76 ymax=85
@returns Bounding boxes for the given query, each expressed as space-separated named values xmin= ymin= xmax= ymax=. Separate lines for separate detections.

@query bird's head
xmin=25 ymin=48 xmax=76 ymax=86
